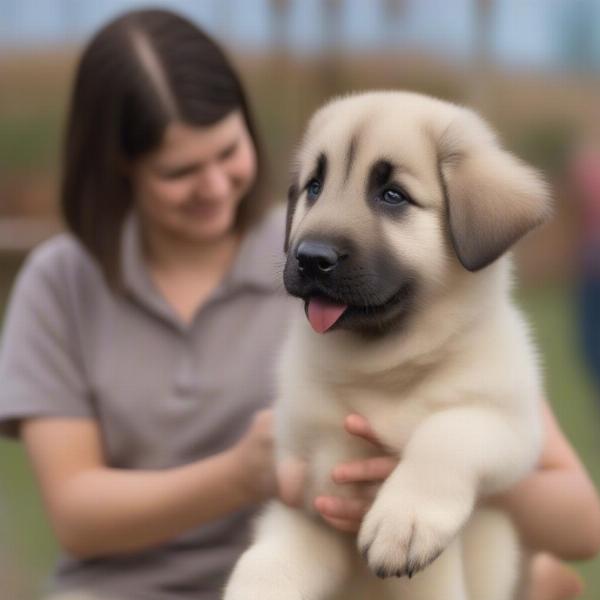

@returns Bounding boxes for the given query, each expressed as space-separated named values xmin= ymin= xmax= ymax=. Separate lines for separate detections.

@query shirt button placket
xmin=173 ymin=333 xmax=197 ymax=399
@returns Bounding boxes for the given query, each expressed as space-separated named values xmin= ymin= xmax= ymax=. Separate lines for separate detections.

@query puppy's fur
xmin=225 ymin=91 xmax=550 ymax=600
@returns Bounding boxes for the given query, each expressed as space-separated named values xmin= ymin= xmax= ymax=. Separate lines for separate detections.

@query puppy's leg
xmin=358 ymin=406 xmax=538 ymax=580
xmin=381 ymin=538 xmax=469 ymax=600
xmin=224 ymin=501 xmax=352 ymax=600
xmin=462 ymin=508 xmax=522 ymax=600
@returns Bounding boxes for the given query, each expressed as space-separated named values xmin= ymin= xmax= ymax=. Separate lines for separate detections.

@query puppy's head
xmin=283 ymin=92 xmax=551 ymax=336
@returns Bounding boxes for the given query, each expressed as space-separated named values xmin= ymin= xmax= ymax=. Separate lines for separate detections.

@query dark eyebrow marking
xmin=367 ymin=159 xmax=394 ymax=196
xmin=344 ymin=136 xmax=358 ymax=182
xmin=315 ymin=152 xmax=327 ymax=183
xmin=284 ymin=181 xmax=300 ymax=253
xmin=302 ymin=152 xmax=328 ymax=192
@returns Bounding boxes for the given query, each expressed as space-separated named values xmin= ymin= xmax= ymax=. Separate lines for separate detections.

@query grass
xmin=0 ymin=441 xmax=57 ymax=598
xmin=0 ymin=251 xmax=598 ymax=597
xmin=517 ymin=283 xmax=600 ymax=598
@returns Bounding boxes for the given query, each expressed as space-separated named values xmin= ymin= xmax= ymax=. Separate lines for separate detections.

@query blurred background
xmin=0 ymin=0 xmax=599 ymax=598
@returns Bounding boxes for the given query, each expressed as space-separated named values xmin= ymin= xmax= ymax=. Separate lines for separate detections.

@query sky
xmin=0 ymin=0 xmax=599 ymax=71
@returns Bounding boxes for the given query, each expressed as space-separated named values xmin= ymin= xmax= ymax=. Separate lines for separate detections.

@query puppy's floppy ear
xmin=438 ymin=111 xmax=552 ymax=271
xmin=284 ymin=181 xmax=300 ymax=253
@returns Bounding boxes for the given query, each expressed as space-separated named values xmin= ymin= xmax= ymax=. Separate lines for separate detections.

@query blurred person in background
xmin=0 ymin=7 xmax=598 ymax=600
xmin=568 ymin=133 xmax=600 ymax=399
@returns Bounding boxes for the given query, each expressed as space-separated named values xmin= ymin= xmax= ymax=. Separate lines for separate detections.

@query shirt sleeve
xmin=0 ymin=247 xmax=93 ymax=438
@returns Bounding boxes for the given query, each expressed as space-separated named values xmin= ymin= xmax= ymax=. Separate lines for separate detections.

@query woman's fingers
xmin=320 ymin=515 xmax=361 ymax=533
xmin=332 ymin=456 xmax=397 ymax=484
xmin=316 ymin=415 xmax=399 ymax=533
xmin=277 ymin=458 xmax=307 ymax=507
xmin=344 ymin=414 xmax=383 ymax=447
xmin=341 ymin=414 xmax=398 ymax=484
xmin=314 ymin=495 xmax=369 ymax=522
xmin=528 ymin=553 xmax=584 ymax=600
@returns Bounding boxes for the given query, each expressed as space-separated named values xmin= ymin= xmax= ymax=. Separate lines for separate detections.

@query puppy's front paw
xmin=357 ymin=475 xmax=473 ymax=579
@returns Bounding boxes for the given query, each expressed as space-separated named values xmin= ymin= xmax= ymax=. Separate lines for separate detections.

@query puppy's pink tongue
xmin=306 ymin=298 xmax=347 ymax=333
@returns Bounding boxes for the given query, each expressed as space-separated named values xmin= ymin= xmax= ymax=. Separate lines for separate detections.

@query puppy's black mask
xmin=283 ymin=234 xmax=417 ymax=336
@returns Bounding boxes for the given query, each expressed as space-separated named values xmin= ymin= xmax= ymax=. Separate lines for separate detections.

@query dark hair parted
xmin=61 ymin=8 xmax=269 ymax=284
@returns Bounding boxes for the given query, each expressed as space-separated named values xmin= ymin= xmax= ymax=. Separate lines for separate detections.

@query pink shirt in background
xmin=571 ymin=146 xmax=600 ymax=243
xmin=570 ymin=145 xmax=600 ymax=274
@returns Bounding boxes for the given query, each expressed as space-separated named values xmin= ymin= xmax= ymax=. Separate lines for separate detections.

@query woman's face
xmin=130 ymin=111 xmax=257 ymax=244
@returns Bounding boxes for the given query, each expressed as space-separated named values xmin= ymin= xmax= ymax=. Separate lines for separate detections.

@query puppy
xmin=224 ymin=91 xmax=550 ymax=600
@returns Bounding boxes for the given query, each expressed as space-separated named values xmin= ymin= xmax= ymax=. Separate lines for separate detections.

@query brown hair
xmin=61 ymin=8 xmax=269 ymax=284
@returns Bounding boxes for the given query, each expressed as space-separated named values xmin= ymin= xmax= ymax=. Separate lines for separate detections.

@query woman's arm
xmin=21 ymin=411 xmax=275 ymax=559
xmin=490 ymin=399 xmax=600 ymax=559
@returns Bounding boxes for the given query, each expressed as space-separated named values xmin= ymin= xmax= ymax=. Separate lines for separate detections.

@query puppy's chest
xmin=337 ymin=388 xmax=432 ymax=454
xmin=287 ymin=382 xmax=432 ymax=458
xmin=288 ymin=386 xmax=432 ymax=503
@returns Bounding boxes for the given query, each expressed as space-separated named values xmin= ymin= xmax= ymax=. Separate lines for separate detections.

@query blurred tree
xmin=320 ymin=0 xmax=344 ymax=98
xmin=1 ymin=0 xmax=20 ymax=42
xmin=269 ymin=0 xmax=291 ymax=50
xmin=214 ymin=0 xmax=234 ymax=40
xmin=558 ymin=0 xmax=599 ymax=73
xmin=265 ymin=0 xmax=300 ymax=188
xmin=470 ymin=0 xmax=495 ymax=110
xmin=60 ymin=0 xmax=81 ymax=42
xmin=382 ymin=0 xmax=407 ymax=47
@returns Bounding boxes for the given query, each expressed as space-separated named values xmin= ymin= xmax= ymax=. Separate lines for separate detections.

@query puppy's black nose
xmin=296 ymin=240 xmax=340 ymax=276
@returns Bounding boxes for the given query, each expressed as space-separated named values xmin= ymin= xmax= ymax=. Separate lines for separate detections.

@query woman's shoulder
xmin=27 ymin=232 xmax=88 ymax=266
xmin=18 ymin=233 xmax=101 ymax=292
xmin=249 ymin=203 xmax=286 ymax=251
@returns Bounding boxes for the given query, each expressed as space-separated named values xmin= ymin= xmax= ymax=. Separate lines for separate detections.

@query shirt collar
xmin=222 ymin=205 xmax=286 ymax=295
xmin=120 ymin=212 xmax=180 ymax=325
xmin=119 ymin=206 xmax=286 ymax=324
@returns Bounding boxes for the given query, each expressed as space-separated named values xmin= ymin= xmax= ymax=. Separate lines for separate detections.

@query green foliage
xmin=512 ymin=120 xmax=577 ymax=175
xmin=0 ymin=109 xmax=62 ymax=172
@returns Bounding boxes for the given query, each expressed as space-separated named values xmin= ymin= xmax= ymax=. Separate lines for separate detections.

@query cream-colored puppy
xmin=224 ymin=91 xmax=550 ymax=600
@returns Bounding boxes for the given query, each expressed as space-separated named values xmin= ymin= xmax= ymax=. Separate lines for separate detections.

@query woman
xmin=0 ymin=8 xmax=597 ymax=600
xmin=0 ymin=9 xmax=382 ymax=598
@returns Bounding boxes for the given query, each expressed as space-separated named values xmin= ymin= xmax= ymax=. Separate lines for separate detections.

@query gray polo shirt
xmin=0 ymin=206 xmax=293 ymax=599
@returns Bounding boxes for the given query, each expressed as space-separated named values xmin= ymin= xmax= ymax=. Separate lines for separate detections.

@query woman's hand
xmin=528 ymin=554 xmax=584 ymax=600
xmin=487 ymin=400 xmax=600 ymax=560
xmin=276 ymin=414 xmax=397 ymax=533
xmin=315 ymin=414 xmax=397 ymax=533
xmin=232 ymin=409 xmax=277 ymax=504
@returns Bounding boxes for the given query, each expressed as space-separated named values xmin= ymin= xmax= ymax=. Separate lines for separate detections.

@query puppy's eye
xmin=306 ymin=178 xmax=322 ymax=202
xmin=380 ymin=187 xmax=409 ymax=206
